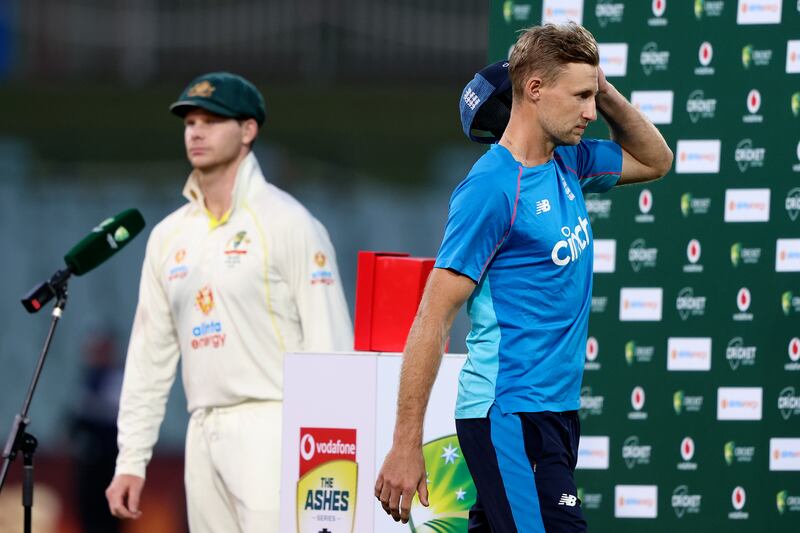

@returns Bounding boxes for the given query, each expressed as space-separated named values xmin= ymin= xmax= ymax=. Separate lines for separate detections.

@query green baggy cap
xmin=170 ymin=72 xmax=266 ymax=126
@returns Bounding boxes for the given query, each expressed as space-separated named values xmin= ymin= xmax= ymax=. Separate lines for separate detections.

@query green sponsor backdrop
xmin=486 ymin=1 xmax=800 ymax=531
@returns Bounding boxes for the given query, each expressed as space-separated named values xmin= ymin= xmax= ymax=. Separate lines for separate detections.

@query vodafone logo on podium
xmin=299 ymin=427 xmax=357 ymax=476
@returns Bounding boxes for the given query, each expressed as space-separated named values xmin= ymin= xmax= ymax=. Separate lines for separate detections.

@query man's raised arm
xmin=596 ymin=67 xmax=674 ymax=185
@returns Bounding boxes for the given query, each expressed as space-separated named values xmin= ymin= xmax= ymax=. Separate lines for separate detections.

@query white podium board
xmin=280 ymin=351 xmax=470 ymax=533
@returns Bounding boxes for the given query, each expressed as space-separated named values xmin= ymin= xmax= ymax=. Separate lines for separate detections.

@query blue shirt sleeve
xmin=563 ymin=139 xmax=623 ymax=193
xmin=435 ymin=170 xmax=517 ymax=283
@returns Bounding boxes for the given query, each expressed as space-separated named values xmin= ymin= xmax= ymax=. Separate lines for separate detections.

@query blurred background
xmin=0 ymin=1 xmax=490 ymax=531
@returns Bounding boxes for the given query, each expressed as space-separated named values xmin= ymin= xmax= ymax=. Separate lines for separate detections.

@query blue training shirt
xmin=435 ymin=140 xmax=622 ymax=419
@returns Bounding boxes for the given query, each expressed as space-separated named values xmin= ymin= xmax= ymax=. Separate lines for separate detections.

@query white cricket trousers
xmin=185 ymin=400 xmax=282 ymax=533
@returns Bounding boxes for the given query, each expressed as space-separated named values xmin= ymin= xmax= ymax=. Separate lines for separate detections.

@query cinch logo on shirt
xmin=551 ymin=216 xmax=591 ymax=266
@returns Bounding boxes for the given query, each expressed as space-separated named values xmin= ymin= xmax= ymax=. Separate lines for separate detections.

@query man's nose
xmin=583 ymin=101 xmax=597 ymax=122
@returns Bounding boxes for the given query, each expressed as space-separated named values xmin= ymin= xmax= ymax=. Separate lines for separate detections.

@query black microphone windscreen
xmin=63 ymin=209 xmax=146 ymax=276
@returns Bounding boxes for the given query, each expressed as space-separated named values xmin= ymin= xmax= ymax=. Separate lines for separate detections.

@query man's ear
xmin=525 ymin=77 xmax=543 ymax=101
xmin=241 ymin=119 xmax=259 ymax=145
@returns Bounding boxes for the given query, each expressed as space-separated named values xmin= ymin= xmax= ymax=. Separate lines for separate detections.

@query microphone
xmin=21 ymin=209 xmax=146 ymax=313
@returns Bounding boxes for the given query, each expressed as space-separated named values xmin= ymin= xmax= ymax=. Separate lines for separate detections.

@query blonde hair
xmin=508 ymin=23 xmax=599 ymax=97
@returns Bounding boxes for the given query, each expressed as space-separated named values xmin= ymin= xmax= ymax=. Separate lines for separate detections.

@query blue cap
xmin=459 ymin=60 xmax=512 ymax=144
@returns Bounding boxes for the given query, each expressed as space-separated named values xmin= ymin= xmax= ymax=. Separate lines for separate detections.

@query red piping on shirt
xmin=553 ymin=153 xmax=621 ymax=181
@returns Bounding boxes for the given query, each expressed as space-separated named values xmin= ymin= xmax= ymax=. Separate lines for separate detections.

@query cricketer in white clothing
xmin=105 ymin=72 xmax=353 ymax=532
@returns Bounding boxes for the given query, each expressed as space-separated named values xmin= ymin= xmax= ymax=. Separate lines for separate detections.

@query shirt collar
xmin=182 ymin=152 xmax=264 ymax=229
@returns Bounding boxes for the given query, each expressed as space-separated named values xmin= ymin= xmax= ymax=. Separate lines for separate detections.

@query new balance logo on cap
xmin=463 ymin=88 xmax=481 ymax=111
xmin=536 ymin=199 xmax=551 ymax=215
xmin=559 ymin=493 xmax=578 ymax=507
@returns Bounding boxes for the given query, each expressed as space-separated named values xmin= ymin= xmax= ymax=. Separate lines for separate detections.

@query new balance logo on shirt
xmin=558 ymin=493 xmax=578 ymax=507
xmin=536 ymin=199 xmax=551 ymax=214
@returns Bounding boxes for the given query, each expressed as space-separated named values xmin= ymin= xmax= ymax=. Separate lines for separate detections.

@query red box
xmin=354 ymin=251 xmax=435 ymax=352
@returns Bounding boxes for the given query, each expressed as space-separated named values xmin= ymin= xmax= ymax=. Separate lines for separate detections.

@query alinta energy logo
xmin=733 ymin=287 xmax=753 ymax=321
xmin=674 ymin=389 xmax=704 ymax=415
xmin=786 ymin=187 xmax=800 ymax=219
xmin=686 ymin=89 xmax=717 ymax=123
xmin=729 ymin=486 xmax=748 ymax=520
xmin=622 ymin=436 xmax=652 ymax=469
xmin=640 ymin=42 xmax=670 ymax=76
xmin=648 ymin=0 xmax=668 ymax=26
xmin=734 ymin=138 xmax=766 ymax=172
xmin=629 ymin=386 xmax=648 ymax=420
xmin=585 ymin=336 xmax=601 ymax=371
xmin=625 ymin=340 xmax=655 ymax=365
xmin=695 ymin=42 xmax=714 ymax=76
xmin=502 ymin=0 xmax=532 ymax=24
xmin=770 ymin=438 xmax=800 ymax=471
xmin=672 ymin=485 xmax=702 ymax=518
xmin=742 ymin=89 xmax=764 ymax=124
xmin=782 ymin=291 xmax=800 ymax=316
xmin=778 ymin=386 xmax=800 ymax=421
xmin=683 ymin=239 xmax=703 ymax=273
xmin=677 ymin=437 xmax=698 ymax=471
xmin=585 ymin=194 xmax=612 ymax=222
xmin=787 ymin=337 xmax=800 ymax=371
xmin=726 ymin=337 xmax=757 ymax=370
xmin=580 ymin=386 xmax=604 ymax=419
xmin=631 ymin=90 xmax=673 ymax=124
xmin=595 ymin=0 xmax=624 ymax=27
xmin=737 ymin=0 xmax=783 ymax=25
xmin=541 ymin=0 xmax=584 ymax=24
xmin=628 ymin=239 xmax=658 ymax=272
xmin=777 ymin=490 xmax=800 ymax=515
xmin=676 ymin=287 xmax=706 ymax=320
xmin=636 ymin=189 xmax=654 ymax=222
xmin=730 ymin=242 xmax=762 ymax=267
xmin=742 ymin=43 xmax=773 ymax=68
xmin=789 ymin=40 xmax=800 ymax=74
xmin=724 ymin=441 xmax=755 ymax=465
xmin=681 ymin=192 xmax=711 ymax=217
xmin=695 ymin=0 xmax=725 ymax=18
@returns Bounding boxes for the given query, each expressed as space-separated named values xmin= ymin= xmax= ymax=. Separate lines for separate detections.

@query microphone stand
xmin=0 ymin=280 xmax=69 ymax=533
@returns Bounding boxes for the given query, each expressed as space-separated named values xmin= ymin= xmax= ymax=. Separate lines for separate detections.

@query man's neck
xmin=498 ymin=106 xmax=555 ymax=168
xmin=194 ymin=151 xmax=248 ymax=220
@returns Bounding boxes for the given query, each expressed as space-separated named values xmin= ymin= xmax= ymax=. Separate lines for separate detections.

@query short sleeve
xmin=574 ymin=139 xmax=623 ymax=193
xmin=435 ymin=172 xmax=517 ymax=283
